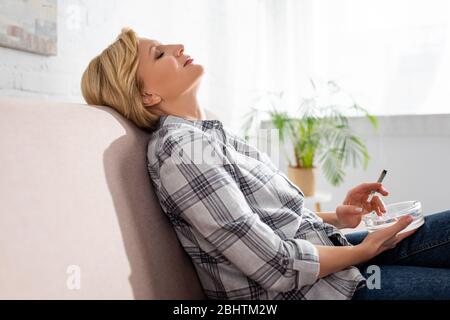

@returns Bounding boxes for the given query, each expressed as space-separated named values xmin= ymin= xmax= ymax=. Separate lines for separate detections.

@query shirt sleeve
xmin=157 ymin=128 xmax=321 ymax=292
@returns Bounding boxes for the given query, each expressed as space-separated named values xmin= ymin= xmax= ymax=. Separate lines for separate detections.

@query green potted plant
xmin=241 ymin=79 xmax=378 ymax=196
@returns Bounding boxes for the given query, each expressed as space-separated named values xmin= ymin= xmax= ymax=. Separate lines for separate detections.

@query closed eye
xmin=156 ymin=51 xmax=164 ymax=59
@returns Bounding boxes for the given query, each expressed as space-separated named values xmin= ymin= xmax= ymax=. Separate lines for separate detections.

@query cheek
xmin=154 ymin=59 xmax=180 ymax=85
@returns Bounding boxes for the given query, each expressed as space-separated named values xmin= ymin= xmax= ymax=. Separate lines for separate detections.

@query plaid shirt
xmin=146 ymin=115 xmax=366 ymax=300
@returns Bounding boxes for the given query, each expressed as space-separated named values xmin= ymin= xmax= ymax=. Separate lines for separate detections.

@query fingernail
xmin=355 ymin=207 xmax=363 ymax=212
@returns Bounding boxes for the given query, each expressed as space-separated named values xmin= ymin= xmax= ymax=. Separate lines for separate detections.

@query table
xmin=304 ymin=192 xmax=332 ymax=212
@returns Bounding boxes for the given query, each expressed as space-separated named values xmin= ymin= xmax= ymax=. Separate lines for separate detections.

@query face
xmin=136 ymin=38 xmax=204 ymax=107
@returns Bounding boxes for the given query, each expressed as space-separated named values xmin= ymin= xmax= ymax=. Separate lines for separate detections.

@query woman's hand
xmin=359 ymin=215 xmax=417 ymax=260
xmin=343 ymin=182 xmax=389 ymax=216
xmin=335 ymin=205 xmax=365 ymax=229
xmin=315 ymin=215 xmax=417 ymax=279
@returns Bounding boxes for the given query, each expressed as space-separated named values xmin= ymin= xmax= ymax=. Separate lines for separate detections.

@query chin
xmin=193 ymin=63 xmax=205 ymax=75
xmin=192 ymin=65 xmax=205 ymax=80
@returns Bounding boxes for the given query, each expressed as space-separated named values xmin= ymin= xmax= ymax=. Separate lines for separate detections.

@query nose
xmin=176 ymin=44 xmax=184 ymax=57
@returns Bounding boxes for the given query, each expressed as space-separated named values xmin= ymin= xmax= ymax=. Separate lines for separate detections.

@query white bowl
xmin=362 ymin=200 xmax=424 ymax=234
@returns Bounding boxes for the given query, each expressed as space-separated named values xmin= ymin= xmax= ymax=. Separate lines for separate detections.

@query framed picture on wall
xmin=0 ymin=0 xmax=57 ymax=56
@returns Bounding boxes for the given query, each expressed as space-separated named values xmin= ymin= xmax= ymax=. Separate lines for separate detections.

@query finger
xmin=341 ymin=205 xmax=364 ymax=215
xmin=371 ymin=203 xmax=383 ymax=216
xmin=387 ymin=241 xmax=397 ymax=250
xmin=362 ymin=201 xmax=375 ymax=215
xmin=382 ymin=237 xmax=398 ymax=250
xmin=361 ymin=182 xmax=389 ymax=196
xmin=358 ymin=200 xmax=372 ymax=215
xmin=395 ymin=228 xmax=418 ymax=243
xmin=369 ymin=197 xmax=383 ymax=216
xmin=371 ymin=195 xmax=386 ymax=214
xmin=384 ymin=215 xmax=413 ymax=237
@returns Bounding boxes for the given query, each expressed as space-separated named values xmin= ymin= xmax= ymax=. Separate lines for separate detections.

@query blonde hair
xmin=81 ymin=27 xmax=162 ymax=130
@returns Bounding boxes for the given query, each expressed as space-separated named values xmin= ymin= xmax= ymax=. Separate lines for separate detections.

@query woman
xmin=81 ymin=28 xmax=450 ymax=300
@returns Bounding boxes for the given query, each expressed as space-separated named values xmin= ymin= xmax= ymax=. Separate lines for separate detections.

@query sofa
xmin=0 ymin=97 xmax=207 ymax=299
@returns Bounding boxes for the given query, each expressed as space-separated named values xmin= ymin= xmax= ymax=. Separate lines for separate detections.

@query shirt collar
xmin=156 ymin=114 xmax=223 ymax=132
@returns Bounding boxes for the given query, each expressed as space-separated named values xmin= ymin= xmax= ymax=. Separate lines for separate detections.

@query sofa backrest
xmin=0 ymin=97 xmax=206 ymax=299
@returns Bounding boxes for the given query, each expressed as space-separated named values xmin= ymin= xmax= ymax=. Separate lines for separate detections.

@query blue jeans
xmin=345 ymin=210 xmax=450 ymax=300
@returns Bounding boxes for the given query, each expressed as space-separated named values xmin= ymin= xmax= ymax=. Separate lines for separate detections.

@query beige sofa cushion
xmin=0 ymin=97 xmax=206 ymax=299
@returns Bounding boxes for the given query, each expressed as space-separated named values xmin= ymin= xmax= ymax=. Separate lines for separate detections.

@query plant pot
xmin=287 ymin=166 xmax=316 ymax=197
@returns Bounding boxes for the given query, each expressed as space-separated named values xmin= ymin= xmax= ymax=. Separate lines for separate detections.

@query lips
xmin=184 ymin=57 xmax=194 ymax=67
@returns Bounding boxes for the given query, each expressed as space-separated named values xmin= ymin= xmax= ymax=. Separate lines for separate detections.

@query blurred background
xmin=1 ymin=0 xmax=449 ymax=214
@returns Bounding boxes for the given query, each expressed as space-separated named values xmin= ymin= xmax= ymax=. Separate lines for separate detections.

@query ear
xmin=142 ymin=92 xmax=162 ymax=107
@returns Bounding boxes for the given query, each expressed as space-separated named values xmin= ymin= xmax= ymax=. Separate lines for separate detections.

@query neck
xmin=157 ymin=88 xmax=206 ymax=121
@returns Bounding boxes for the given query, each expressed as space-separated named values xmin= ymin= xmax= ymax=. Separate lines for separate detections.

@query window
xmin=307 ymin=0 xmax=450 ymax=116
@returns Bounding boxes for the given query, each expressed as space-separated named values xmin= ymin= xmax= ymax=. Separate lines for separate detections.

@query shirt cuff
xmin=291 ymin=239 xmax=321 ymax=287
